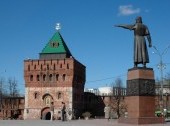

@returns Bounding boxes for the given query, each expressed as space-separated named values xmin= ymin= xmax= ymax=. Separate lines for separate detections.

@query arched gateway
xmin=41 ymin=107 xmax=51 ymax=120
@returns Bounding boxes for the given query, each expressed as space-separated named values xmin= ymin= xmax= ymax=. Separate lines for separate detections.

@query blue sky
xmin=0 ymin=0 xmax=170 ymax=94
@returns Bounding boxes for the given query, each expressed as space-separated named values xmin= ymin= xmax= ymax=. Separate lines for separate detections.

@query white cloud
xmin=118 ymin=5 xmax=140 ymax=16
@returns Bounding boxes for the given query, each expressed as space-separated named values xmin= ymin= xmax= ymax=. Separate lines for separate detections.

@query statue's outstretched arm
xmin=115 ymin=24 xmax=134 ymax=30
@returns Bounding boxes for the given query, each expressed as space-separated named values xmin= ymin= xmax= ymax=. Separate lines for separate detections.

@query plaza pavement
xmin=0 ymin=119 xmax=169 ymax=126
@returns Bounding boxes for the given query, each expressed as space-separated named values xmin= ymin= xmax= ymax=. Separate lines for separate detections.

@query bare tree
xmin=7 ymin=78 xmax=19 ymax=97
xmin=0 ymin=77 xmax=4 ymax=107
xmin=111 ymin=78 xmax=126 ymax=118
xmin=0 ymin=77 xmax=8 ymax=112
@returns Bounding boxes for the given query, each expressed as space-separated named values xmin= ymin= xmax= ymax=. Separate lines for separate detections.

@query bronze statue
xmin=115 ymin=16 xmax=152 ymax=67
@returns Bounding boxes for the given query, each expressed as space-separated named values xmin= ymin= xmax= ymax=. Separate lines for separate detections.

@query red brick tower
xmin=24 ymin=27 xmax=86 ymax=119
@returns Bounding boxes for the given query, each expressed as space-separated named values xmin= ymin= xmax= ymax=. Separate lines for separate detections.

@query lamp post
xmin=153 ymin=45 xmax=170 ymax=114
xmin=165 ymin=92 xmax=169 ymax=118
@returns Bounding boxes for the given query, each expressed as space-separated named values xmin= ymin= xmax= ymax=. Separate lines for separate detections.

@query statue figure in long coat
xmin=115 ymin=16 xmax=152 ymax=67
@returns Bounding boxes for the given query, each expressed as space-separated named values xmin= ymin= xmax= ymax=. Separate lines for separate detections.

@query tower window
xmin=41 ymin=64 xmax=43 ymax=70
xmin=43 ymin=74 xmax=46 ymax=81
xmin=57 ymin=92 xmax=62 ymax=99
xmin=47 ymin=64 xmax=49 ymax=70
xmin=37 ymin=75 xmax=40 ymax=81
xmin=62 ymin=74 xmax=66 ymax=81
xmin=34 ymin=92 xmax=38 ymax=99
xmin=49 ymin=74 xmax=53 ymax=82
xmin=28 ymin=65 xmax=30 ymax=71
xmin=67 ymin=64 xmax=69 ymax=69
xmin=50 ymin=42 xmax=59 ymax=48
xmin=30 ymin=75 xmax=33 ymax=81
xmin=60 ymin=64 xmax=62 ymax=68
xmin=34 ymin=65 xmax=36 ymax=70
xmin=56 ymin=74 xmax=59 ymax=81
xmin=53 ymin=64 xmax=56 ymax=70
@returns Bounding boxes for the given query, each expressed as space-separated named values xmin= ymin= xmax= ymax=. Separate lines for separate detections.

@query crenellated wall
xmin=24 ymin=58 xmax=75 ymax=87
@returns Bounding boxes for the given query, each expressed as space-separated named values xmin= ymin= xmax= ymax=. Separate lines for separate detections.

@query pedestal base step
xmin=118 ymin=117 xmax=164 ymax=125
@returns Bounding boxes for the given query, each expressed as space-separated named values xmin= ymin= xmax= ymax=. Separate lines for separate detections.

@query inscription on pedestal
xmin=127 ymin=79 xmax=155 ymax=96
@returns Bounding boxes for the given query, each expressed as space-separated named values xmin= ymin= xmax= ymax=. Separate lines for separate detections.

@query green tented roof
xmin=41 ymin=31 xmax=72 ymax=55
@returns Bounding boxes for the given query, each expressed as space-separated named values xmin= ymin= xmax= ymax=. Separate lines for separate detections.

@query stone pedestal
xmin=119 ymin=67 xmax=164 ymax=125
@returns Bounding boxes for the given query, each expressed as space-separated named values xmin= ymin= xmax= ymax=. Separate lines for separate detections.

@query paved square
xmin=0 ymin=119 xmax=169 ymax=126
